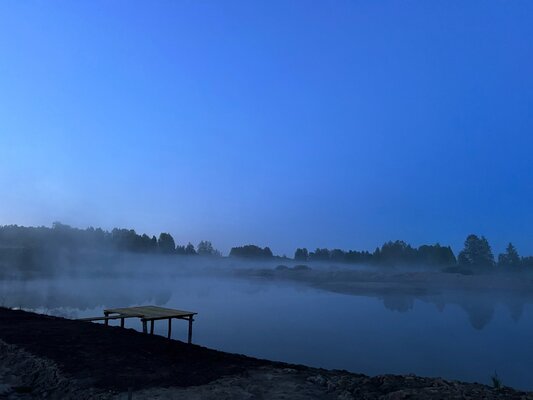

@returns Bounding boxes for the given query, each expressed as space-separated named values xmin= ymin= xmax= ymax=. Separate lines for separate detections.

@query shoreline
xmin=1 ymin=308 xmax=532 ymax=399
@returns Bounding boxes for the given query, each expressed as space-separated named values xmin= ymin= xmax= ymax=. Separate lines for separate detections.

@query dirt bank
xmin=0 ymin=308 xmax=531 ymax=399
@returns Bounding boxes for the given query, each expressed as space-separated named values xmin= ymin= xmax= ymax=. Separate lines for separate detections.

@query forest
xmin=0 ymin=223 xmax=532 ymax=271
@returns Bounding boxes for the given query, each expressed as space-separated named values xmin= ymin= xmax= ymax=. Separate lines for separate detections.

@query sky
xmin=1 ymin=1 xmax=532 ymax=256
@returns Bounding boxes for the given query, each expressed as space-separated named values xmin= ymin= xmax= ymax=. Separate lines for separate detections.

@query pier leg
xmin=120 ymin=318 xmax=125 ymax=328
xmin=188 ymin=317 xmax=193 ymax=344
xmin=167 ymin=318 xmax=172 ymax=339
xmin=150 ymin=320 xmax=154 ymax=335
xmin=104 ymin=311 xmax=110 ymax=326
xmin=142 ymin=319 xmax=147 ymax=334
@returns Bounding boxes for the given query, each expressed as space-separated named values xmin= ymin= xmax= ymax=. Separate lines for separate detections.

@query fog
xmin=2 ymin=253 xmax=533 ymax=390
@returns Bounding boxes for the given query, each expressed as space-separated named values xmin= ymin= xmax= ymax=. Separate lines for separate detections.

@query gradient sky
xmin=1 ymin=1 xmax=532 ymax=256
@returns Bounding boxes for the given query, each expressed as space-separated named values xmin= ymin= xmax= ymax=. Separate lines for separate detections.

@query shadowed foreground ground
xmin=0 ymin=307 xmax=531 ymax=399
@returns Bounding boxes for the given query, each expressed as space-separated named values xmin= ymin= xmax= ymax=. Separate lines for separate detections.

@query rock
xmin=307 ymin=375 xmax=327 ymax=386
xmin=337 ymin=390 xmax=354 ymax=400
xmin=281 ymin=368 xmax=297 ymax=373
xmin=384 ymin=390 xmax=409 ymax=399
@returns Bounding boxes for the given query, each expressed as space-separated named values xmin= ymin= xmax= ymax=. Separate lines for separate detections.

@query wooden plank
xmin=104 ymin=305 xmax=197 ymax=320
xmin=78 ymin=316 xmax=124 ymax=322
xmin=141 ymin=315 xmax=195 ymax=322
xmin=139 ymin=310 xmax=196 ymax=319
xmin=103 ymin=309 xmax=144 ymax=318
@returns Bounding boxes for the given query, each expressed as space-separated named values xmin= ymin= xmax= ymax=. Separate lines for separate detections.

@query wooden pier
xmin=79 ymin=305 xmax=197 ymax=344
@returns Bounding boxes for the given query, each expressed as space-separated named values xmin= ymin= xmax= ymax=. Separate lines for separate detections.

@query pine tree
xmin=498 ymin=243 xmax=521 ymax=268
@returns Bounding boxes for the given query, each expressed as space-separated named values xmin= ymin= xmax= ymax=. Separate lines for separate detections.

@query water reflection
xmin=0 ymin=278 xmax=172 ymax=312
xmin=382 ymin=294 xmax=414 ymax=313
xmin=380 ymin=293 xmax=499 ymax=330
xmin=2 ymin=274 xmax=531 ymax=331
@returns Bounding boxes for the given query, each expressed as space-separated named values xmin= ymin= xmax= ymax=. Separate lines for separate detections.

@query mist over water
xmin=1 ymin=2 xmax=532 ymax=398
xmin=3 ymin=257 xmax=533 ymax=391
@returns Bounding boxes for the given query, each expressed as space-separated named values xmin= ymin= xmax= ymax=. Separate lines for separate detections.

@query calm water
xmin=2 ymin=272 xmax=532 ymax=390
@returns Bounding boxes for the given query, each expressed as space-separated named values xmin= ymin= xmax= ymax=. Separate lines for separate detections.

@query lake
xmin=1 ymin=266 xmax=532 ymax=391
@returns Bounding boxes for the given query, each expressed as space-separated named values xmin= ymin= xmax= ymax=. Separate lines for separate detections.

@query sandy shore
xmin=0 ymin=308 xmax=531 ymax=399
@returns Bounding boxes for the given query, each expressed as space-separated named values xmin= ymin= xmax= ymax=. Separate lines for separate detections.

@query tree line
xmin=293 ymin=234 xmax=533 ymax=269
xmin=292 ymin=241 xmax=455 ymax=266
xmin=293 ymin=241 xmax=456 ymax=266
xmin=0 ymin=223 xmax=220 ymax=257
xmin=457 ymin=234 xmax=533 ymax=269
xmin=1 ymin=223 xmax=532 ymax=270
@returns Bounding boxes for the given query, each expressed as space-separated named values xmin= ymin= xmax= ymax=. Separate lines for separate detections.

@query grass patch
xmin=491 ymin=371 xmax=502 ymax=389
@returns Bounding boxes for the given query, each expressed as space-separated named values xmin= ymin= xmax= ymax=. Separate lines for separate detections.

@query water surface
xmin=1 ymin=271 xmax=532 ymax=391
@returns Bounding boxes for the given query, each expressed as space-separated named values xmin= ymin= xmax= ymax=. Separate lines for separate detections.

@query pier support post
xmin=150 ymin=320 xmax=154 ymax=335
xmin=188 ymin=316 xmax=193 ymax=344
xmin=167 ymin=318 xmax=172 ymax=339
xmin=142 ymin=319 xmax=147 ymax=334
xmin=104 ymin=311 xmax=110 ymax=326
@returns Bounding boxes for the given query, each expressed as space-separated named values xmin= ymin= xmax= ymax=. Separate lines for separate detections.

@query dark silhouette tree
xmin=372 ymin=247 xmax=381 ymax=263
xmin=521 ymin=256 xmax=533 ymax=268
xmin=379 ymin=240 xmax=417 ymax=265
xmin=458 ymin=234 xmax=495 ymax=267
xmin=310 ymin=248 xmax=330 ymax=261
xmin=294 ymin=248 xmax=309 ymax=261
xmin=230 ymin=245 xmax=273 ymax=258
xmin=197 ymin=240 xmax=216 ymax=256
xmin=417 ymin=244 xmax=456 ymax=266
xmin=111 ymin=228 xmax=142 ymax=252
xmin=185 ymin=242 xmax=197 ymax=255
xmin=345 ymin=250 xmax=372 ymax=264
xmin=330 ymin=249 xmax=346 ymax=263
xmin=263 ymin=246 xmax=273 ymax=258
xmin=139 ymin=234 xmax=154 ymax=252
xmin=498 ymin=243 xmax=521 ymax=268
xmin=157 ymin=233 xmax=176 ymax=254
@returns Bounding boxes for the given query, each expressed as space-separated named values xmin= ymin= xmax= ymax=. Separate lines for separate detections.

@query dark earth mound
xmin=0 ymin=307 xmax=276 ymax=391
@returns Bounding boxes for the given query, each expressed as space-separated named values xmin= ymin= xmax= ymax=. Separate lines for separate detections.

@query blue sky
xmin=1 ymin=1 xmax=532 ymax=256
